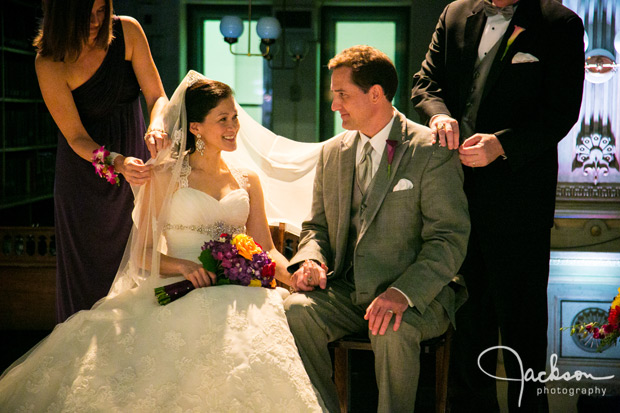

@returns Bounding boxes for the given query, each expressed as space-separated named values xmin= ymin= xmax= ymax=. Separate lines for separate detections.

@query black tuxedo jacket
xmin=411 ymin=0 xmax=584 ymax=233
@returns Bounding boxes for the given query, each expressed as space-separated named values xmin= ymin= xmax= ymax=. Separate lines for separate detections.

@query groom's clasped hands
xmin=290 ymin=259 xmax=409 ymax=336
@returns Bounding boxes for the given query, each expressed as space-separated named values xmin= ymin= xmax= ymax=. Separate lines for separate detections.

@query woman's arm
xmin=121 ymin=16 xmax=169 ymax=159
xmin=35 ymin=54 xmax=151 ymax=185
xmin=244 ymin=170 xmax=292 ymax=286
xmin=35 ymin=56 xmax=102 ymax=161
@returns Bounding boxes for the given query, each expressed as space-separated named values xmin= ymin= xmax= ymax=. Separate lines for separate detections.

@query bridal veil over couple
xmin=0 ymin=47 xmax=469 ymax=412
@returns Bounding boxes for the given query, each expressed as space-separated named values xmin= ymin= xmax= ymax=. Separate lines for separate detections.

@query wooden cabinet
xmin=1 ymin=0 xmax=56 ymax=225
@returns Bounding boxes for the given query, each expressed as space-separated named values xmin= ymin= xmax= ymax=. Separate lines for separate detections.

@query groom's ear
xmin=368 ymin=84 xmax=385 ymax=104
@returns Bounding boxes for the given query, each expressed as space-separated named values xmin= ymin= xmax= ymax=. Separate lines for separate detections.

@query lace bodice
xmin=164 ymin=158 xmax=249 ymax=262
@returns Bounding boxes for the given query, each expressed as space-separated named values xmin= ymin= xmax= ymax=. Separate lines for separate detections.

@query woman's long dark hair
xmin=33 ymin=0 xmax=114 ymax=62
xmin=184 ymin=80 xmax=233 ymax=154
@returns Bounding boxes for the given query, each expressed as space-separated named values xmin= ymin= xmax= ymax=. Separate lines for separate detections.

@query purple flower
xmin=155 ymin=233 xmax=276 ymax=305
xmin=386 ymin=139 xmax=398 ymax=176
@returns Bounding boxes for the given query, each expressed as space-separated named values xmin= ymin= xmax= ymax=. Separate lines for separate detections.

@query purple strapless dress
xmin=54 ymin=17 xmax=148 ymax=322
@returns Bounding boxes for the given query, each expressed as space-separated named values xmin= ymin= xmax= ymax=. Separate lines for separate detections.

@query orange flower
xmin=232 ymin=234 xmax=263 ymax=260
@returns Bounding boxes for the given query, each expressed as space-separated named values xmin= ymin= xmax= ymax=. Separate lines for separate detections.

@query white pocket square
xmin=392 ymin=178 xmax=413 ymax=192
xmin=512 ymin=52 xmax=539 ymax=64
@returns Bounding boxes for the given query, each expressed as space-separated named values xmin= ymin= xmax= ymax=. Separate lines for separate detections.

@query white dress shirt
xmin=478 ymin=13 xmax=512 ymax=60
xmin=357 ymin=114 xmax=396 ymax=178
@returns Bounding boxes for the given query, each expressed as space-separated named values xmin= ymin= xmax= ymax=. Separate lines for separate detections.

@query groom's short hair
xmin=328 ymin=45 xmax=398 ymax=102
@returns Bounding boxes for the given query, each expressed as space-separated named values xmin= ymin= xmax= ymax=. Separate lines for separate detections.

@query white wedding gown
xmin=0 ymin=168 xmax=322 ymax=412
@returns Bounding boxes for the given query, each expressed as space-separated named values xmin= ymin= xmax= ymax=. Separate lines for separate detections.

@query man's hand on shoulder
xmin=365 ymin=288 xmax=409 ymax=336
xmin=430 ymin=114 xmax=460 ymax=150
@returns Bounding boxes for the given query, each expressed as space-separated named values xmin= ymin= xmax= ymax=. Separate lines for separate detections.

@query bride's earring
xmin=195 ymin=134 xmax=205 ymax=156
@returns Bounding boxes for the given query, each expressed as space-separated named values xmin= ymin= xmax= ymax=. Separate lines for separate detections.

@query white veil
xmin=108 ymin=70 xmax=327 ymax=297
xmin=222 ymin=106 xmax=326 ymax=233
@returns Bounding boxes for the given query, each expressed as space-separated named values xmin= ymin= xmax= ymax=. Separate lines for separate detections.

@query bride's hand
xmin=114 ymin=156 xmax=152 ymax=185
xmin=178 ymin=260 xmax=216 ymax=289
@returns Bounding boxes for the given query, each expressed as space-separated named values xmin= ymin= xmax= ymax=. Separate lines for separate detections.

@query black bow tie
xmin=483 ymin=0 xmax=516 ymax=19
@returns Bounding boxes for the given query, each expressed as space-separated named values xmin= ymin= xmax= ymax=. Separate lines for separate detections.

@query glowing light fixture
xmin=219 ymin=0 xmax=281 ymax=58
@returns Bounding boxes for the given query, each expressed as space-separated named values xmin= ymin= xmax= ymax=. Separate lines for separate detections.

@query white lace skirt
xmin=0 ymin=276 xmax=322 ymax=412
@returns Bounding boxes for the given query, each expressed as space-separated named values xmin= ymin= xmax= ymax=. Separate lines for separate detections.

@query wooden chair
xmin=330 ymin=326 xmax=453 ymax=413
xmin=268 ymin=223 xmax=453 ymax=412
xmin=269 ymin=222 xmax=299 ymax=261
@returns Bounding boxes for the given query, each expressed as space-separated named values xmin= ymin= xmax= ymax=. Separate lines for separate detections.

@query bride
xmin=0 ymin=71 xmax=323 ymax=412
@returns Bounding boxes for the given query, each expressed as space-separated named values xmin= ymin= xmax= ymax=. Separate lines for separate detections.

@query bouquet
xmin=155 ymin=233 xmax=276 ymax=305
xmin=563 ymin=287 xmax=620 ymax=352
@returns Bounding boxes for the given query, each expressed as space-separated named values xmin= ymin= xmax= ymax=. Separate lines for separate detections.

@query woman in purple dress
xmin=33 ymin=0 xmax=168 ymax=321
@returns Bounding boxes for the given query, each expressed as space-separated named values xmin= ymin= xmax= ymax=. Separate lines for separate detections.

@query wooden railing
xmin=0 ymin=227 xmax=57 ymax=329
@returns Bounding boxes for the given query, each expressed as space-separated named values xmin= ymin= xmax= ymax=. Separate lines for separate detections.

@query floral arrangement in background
xmin=564 ymin=287 xmax=620 ymax=352
xmin=91 ymin=146 xmax=119 ymax=185
xmin=155 ymin=233 xmax=276 ymax=305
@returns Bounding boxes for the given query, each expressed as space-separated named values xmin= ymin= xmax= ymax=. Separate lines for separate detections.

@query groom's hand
xmin=365 ymin=288 xmax=409 ymax=335
xmin=290 ymin=260 xmax=327 ymax=291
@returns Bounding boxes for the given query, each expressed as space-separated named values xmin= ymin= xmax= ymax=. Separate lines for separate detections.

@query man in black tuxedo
xmin=411 ymin=0 xmax=584 ymax=411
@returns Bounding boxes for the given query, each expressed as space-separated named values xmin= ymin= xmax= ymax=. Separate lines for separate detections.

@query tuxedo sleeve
xmin=287 ymin=147 xmax=333 ymax=272
xmin=495 ymin=14 xmax=584 ymax=171
xmin=391 ymin=146 xmax=470 ymax=314
xmin=411 ymin=5 xmax=453 ymax=125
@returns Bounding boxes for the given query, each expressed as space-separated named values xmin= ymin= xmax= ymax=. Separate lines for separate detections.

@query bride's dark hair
xmin=185 ymin=79 xmax=233 ymax=154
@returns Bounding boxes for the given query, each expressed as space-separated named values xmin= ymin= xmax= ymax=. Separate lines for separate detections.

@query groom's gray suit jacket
xmin=290 ymin=109 xmax=470 ymax=326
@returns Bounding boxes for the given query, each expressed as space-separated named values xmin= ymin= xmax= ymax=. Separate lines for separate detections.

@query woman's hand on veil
xmin=177 ymin=260 xmax=217 ymax=288
xmin=114 ymin=155 xmax=152 ymax=185
xmin=144 ymin=129 xmax=169 ymax=159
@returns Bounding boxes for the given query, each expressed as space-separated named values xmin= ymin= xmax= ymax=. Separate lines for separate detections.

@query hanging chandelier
xmin=219 ymin=0 xmax=281 ymax=58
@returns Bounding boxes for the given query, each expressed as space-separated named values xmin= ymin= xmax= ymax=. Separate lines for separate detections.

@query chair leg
xmin=333 ymin=347 xmax=349 ymax=413
xmin=436 ymin=328 xmax=453 ymax=413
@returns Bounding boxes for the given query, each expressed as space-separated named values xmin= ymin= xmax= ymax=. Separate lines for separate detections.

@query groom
xmin=284 ymin=45 xmax=470 ymax=412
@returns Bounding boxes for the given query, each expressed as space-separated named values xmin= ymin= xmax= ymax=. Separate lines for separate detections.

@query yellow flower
xmin=249 ymin=279 xmax=262 ymax=287
xmin=232 ymin=234 xmax=262 ymax=260
xmin=611 ymin=287 xmax=620 ymax=309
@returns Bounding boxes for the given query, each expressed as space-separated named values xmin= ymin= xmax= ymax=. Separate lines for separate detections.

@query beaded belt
xmin=163 ymin=221 xmax=245 ymax=240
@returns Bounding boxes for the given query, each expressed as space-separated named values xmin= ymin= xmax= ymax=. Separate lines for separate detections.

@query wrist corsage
xmin=91 ymin=146 xmax=120 ymax=185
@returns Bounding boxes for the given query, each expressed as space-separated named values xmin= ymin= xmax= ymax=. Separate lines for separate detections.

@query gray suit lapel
xmin=335 ymin=131 xmax=356 ymax=270
xmin=358 ymin=112 xmax=409 ymax=240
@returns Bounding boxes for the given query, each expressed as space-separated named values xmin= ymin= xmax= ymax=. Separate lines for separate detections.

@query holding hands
xmin=290 ymin=260 xmax=410 ymax=336
xmin=290 ymin=260 xmax=328 ymax=292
